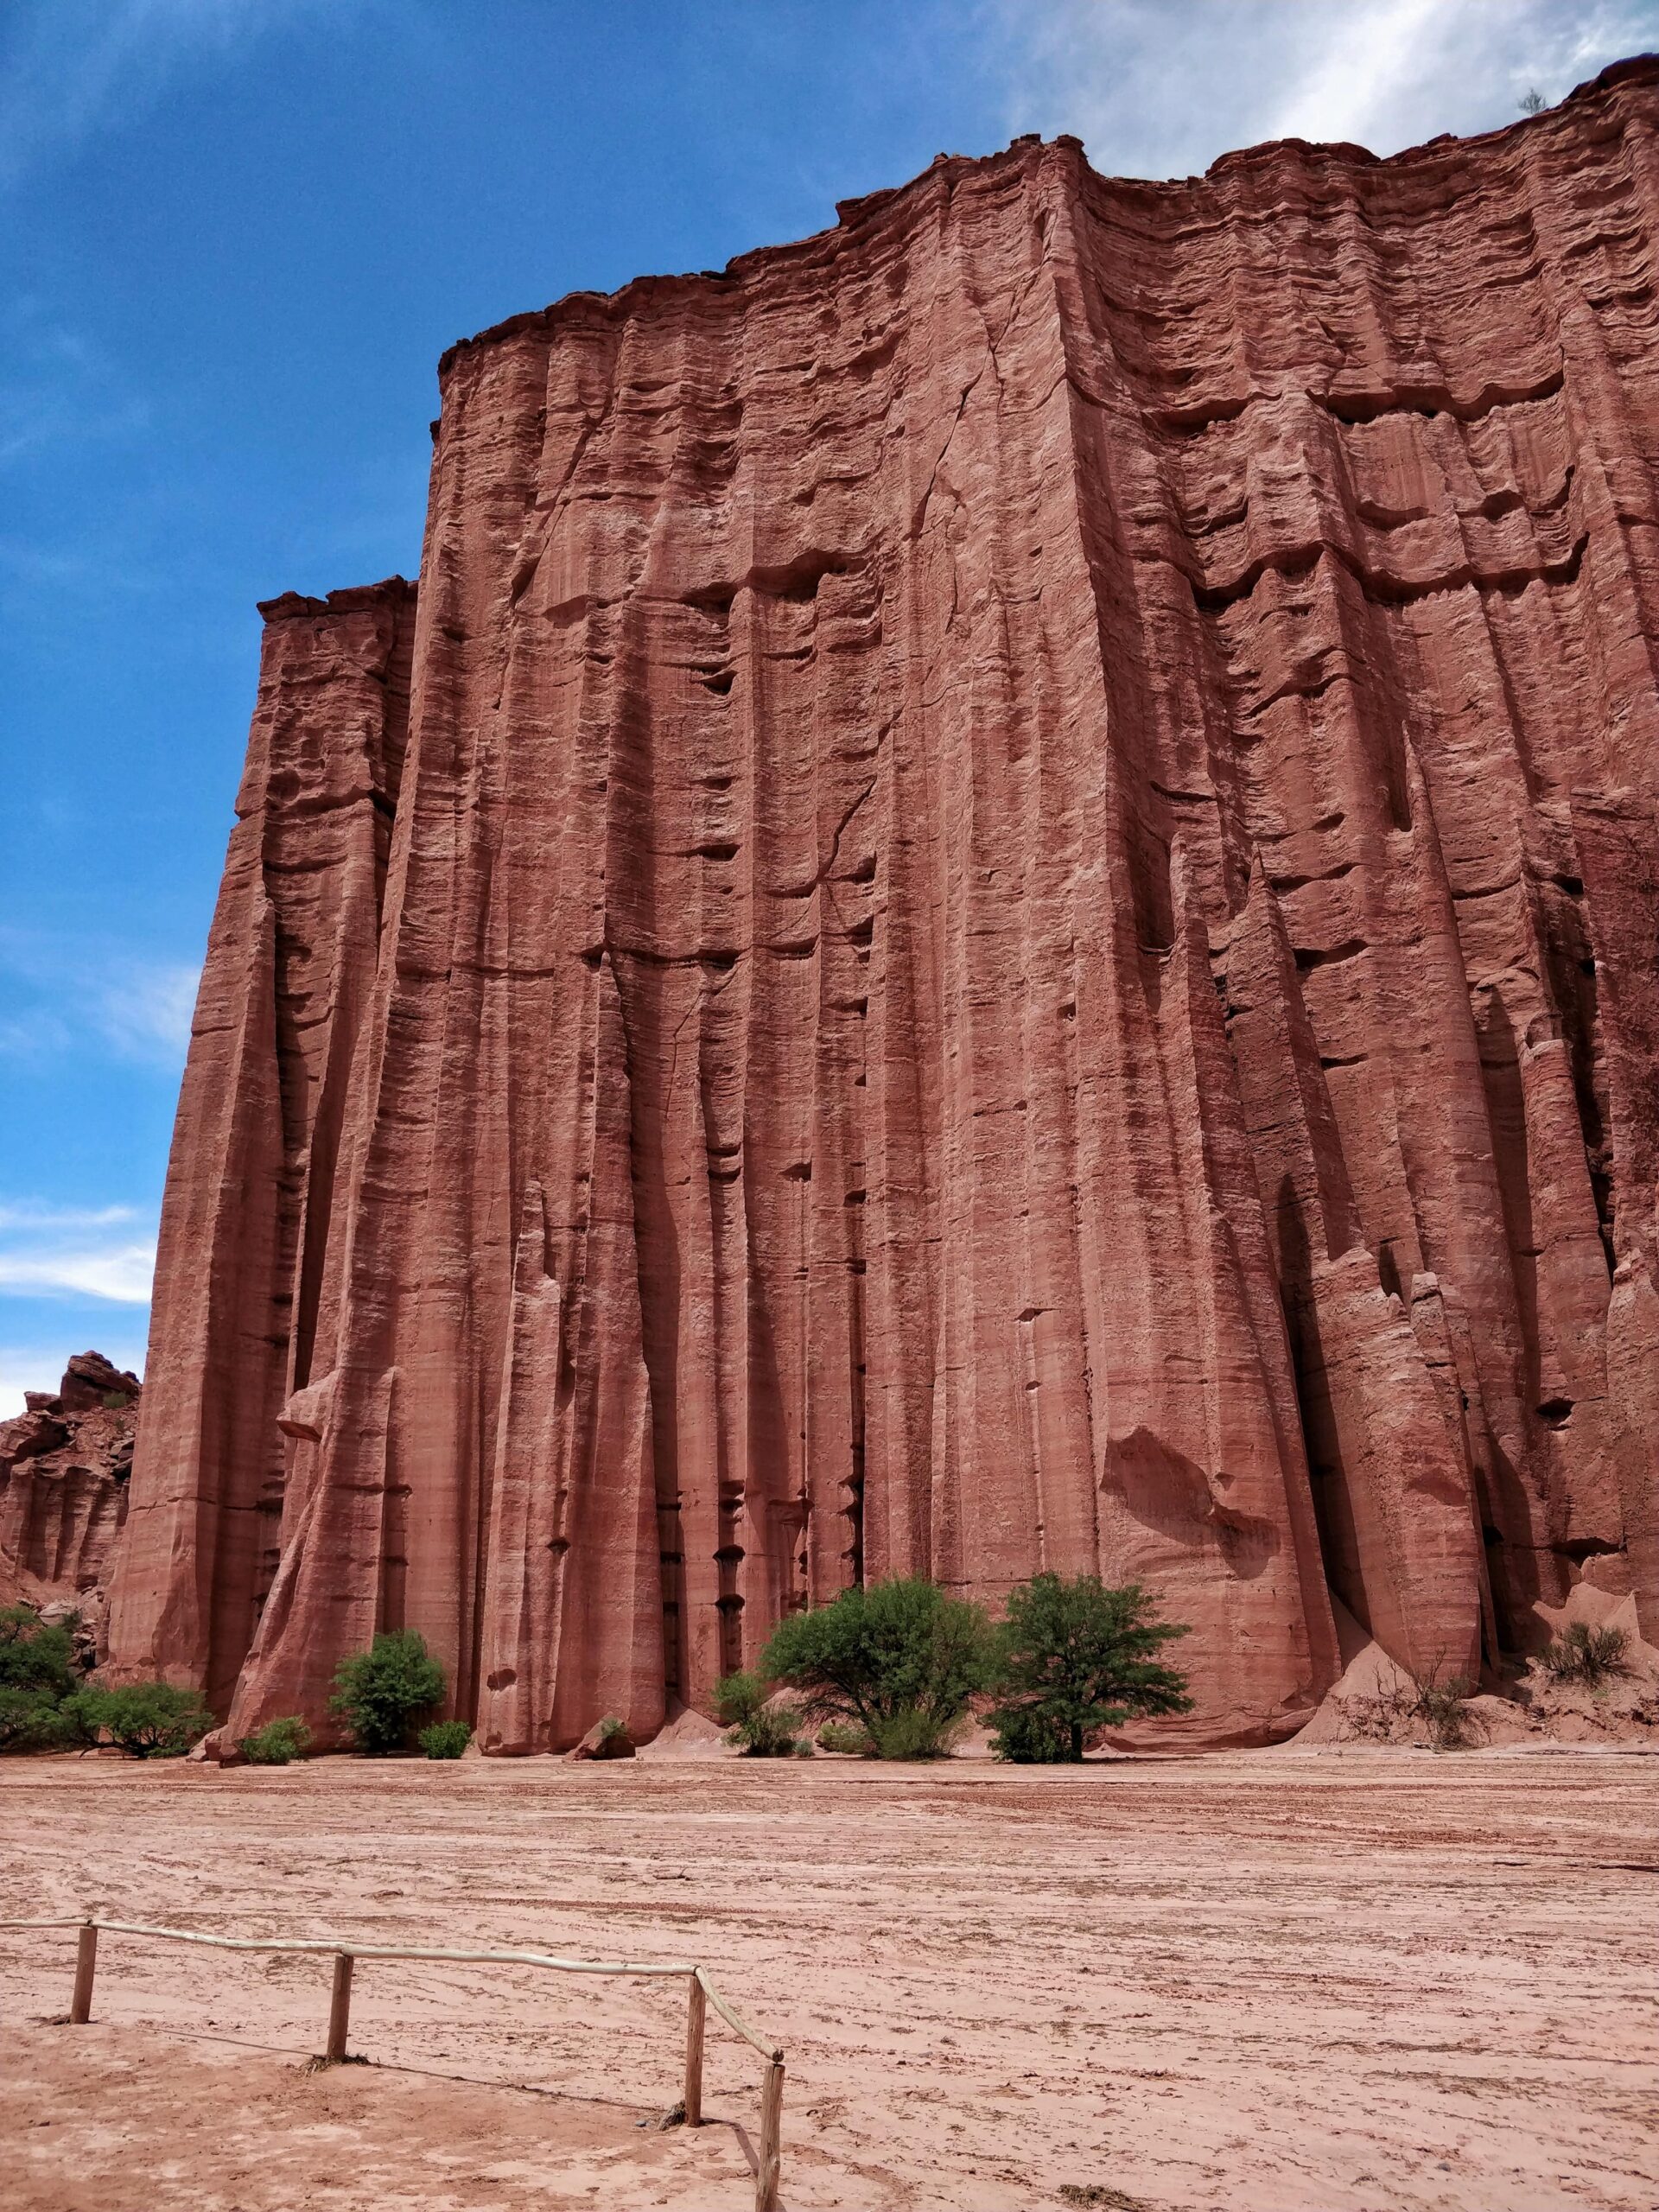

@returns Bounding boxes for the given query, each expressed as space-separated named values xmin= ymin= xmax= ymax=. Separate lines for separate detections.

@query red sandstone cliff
xmin=2 ymin=1353 xmax=141 ymax=1649
xmin=110 ymin=61 xmax=1659 ymax=1748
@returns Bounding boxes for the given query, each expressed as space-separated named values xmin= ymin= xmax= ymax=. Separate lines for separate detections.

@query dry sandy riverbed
xmin=0 ymin=1747 xmax=1654 ymax=2211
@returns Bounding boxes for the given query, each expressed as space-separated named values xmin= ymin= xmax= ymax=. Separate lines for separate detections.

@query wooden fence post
xmin=683 ymin=1971 xmax=706 ymax=2126
xmin=756 ymin=2056 xmax=784 ymax=2212
xmin=69 ymin=1922 xmax=98 ymax=2024
xmin=326 ymin=1952 xmax=354 ymax=2063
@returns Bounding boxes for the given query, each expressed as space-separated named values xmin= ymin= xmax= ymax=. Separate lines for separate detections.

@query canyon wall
xmin=110 ymin=60 xmax=1659 ymax=1747
xmin=3 ymin=1353 xmax=141 ymax=1651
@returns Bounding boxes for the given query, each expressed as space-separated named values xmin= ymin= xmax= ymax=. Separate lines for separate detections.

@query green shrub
xmin=595 ymin=1713 xmax=626 ymax=1741
xmin=865 ymin=1705 xmax=964 ymax=1761
xmin=0 ymin=1605 xmax=79 ymax=1702
xmin=715 ymin=1670 xmax=801 ymax=1757
xmin=815 ymin=1720 xmax=872 ymax=1757
xmin=791 ymin=1736 xmax=815 ymax=1758
xmin=67 ymin=1681 xmax=213 ymax=1758
xmin=239 ymin=1717 xmax=312 ymax=1765
xmin=328 ymin=1630 xmax=446 ymax=1754
xmin=0 ymin=1686 xmax=70 ymax=1751
xmin=760 ymin=1577 xmax=994 ymax=1758
xmin=418 ymin=1719 xmax=473 ymax=1760
xmin=0 ymin=1606 xmax=97 ymax=1752
xmin=986 ymin=1703 xmax=1071 ymax=1764
xmin=988 ymin=1573 xmax=1192 ymax=1763
xmin=1541 ymin=1621 xmax=1629 ymax=1688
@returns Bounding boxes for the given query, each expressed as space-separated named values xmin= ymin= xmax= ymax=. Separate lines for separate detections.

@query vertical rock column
xmin=107 ymin=582 xmax=415 ymax=1712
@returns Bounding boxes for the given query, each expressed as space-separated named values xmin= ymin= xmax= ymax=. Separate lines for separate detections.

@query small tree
xmin=988 ymin=1574 xmax=1192 ymax=1763
xmin=67 ymin=1682 xmax=213 ymax=1758
xmin=1519 ymin=87 xmax=1547 ymax=115
xmin=715 ymin=1670 xmax=801 ymax=1757
xmin=329 ymin=1630 xmax=445 ymax=1754
xmin=760 ymin=1577 xmax=994 ymax=1758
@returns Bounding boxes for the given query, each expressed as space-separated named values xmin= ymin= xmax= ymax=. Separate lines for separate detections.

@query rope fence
xmin=2 ymin=1915 xmax=785 ymax=2210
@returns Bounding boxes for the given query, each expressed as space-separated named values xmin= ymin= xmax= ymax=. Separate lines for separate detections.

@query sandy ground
xmin=1 ymin=1747 xmax=1655 ymax=2212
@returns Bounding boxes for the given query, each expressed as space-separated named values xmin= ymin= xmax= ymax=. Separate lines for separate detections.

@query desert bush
xmin=1414 ymin=1670 xmax=1480 ymax=1751
xmin=239 ymin=1717 xmax=312 ymax=1765
xmin=715 ymin=1670 xmax=801 ymax=1757
xmin=760 ymin=1577 xmax=994 ymax=1758
xmin=815 ymin=1719 xmax=872 ymax=1756
xmin=418 ymin=1719 xmax=473 ymax=1759
xmin=988 ymin=1573 xmax=1192 ymax=1764
xmin=1519 ymin=87 xmax=1548 ymax=114
xmin=864 ymin=1705 xmax=965 ymax=1761
xmin=1338 ymin=1661 xmax=1484 ymax=1751
xmin=1336 ymin=1681 xmax=1413 ymax=1742
xmin=67 ymin=1681 xmax=213 ymax=1758
xmin=1541 ymin=1621 xmax=1629 ymax=1688
xmin=987 ymin=1702 xmax=1072 ymax=1764
xmin=328 ymin=1630 xmax=445 ymax=1754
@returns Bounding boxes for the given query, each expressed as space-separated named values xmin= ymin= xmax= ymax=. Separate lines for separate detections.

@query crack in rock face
xmin=105 ymin=60 xmax=1659 ymax=1750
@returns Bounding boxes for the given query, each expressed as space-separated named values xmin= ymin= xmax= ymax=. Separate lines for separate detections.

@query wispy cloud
xmin=977 ymin=0 xmax=1659 ymax=179
xmin=91 ymin=960 xmax=201 ymax=1063
xmin=0 ymin=1201 xmax=157 ymax=1306
xmin=0 ymin=1202 xmax=141 ymax=1231
xmin=0 ymin=0 xmax=374 ymax=189
xmin=0 ymin=302 xmax=151 ymax=473
xmin=0 ymin=930 xmax=199 ymax=1071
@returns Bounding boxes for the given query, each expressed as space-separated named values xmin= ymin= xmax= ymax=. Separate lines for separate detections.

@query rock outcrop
xmin=111 ymin=60 xmax=1659 ymax=1748
xmin=2 ymin=1353 xmax=141 ymax=1649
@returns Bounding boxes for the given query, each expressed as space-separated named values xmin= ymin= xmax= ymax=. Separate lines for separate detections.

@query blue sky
xmin=3 ymin=0 xmax=1654 ymax=1413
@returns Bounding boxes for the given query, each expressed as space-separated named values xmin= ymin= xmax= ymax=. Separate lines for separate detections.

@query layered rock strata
xmin=111 ymin=60 xmax=1659 ymax=1747
xmin=2 ymin=1353 xmax=141 ymax=1648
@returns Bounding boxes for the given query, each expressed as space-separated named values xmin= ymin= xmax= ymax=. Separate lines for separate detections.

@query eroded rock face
xmin=110 ymin=60 xmax=1659 ymax=1747
xmin=2 ymin=1354 xmax=141 ymax=1649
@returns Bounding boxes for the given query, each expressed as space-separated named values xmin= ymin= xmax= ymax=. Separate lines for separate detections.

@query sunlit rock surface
xmin=109 ymin=60 xmax=1659 ymax=1746
xmin=2 ymin=1353 xmax=140 ymax=1651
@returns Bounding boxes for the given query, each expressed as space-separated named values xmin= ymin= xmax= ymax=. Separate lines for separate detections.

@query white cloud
xmin=977 ymin=0 xmax=1659 ymax=179
xmin=0 ymin=1202 xmax=140 ymax=1231
xmin=92 ymin=960 xmax=200 ymax=1062
xmin=0 ymin=1202 xmax=157 ymax=1307
xmin=0 ymin=931 xmax=199 ymax=1071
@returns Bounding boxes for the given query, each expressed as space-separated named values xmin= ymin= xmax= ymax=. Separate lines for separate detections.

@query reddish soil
xmin=1 ymin=1749 xmax=1655 ymax=2210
